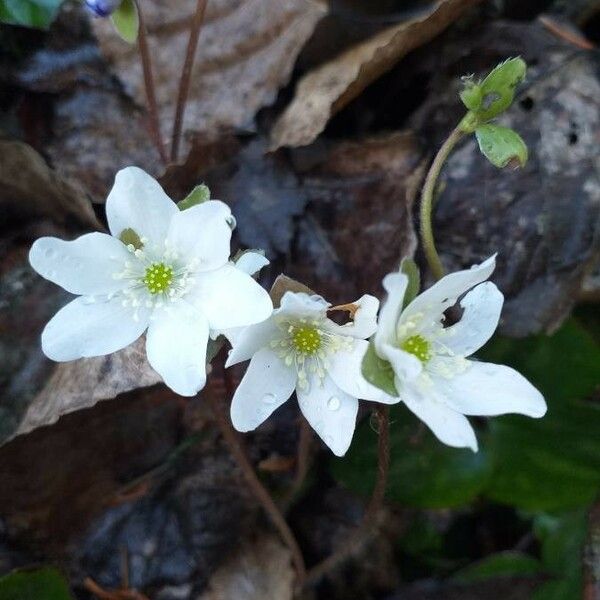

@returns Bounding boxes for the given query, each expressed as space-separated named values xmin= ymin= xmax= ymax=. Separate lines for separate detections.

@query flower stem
xmin=302 ymin=405 xmax=390 ymax=587
xmin=206 ymin=382 xmax=307 ymax=582
xmin=282 ymin=416 xmax=313 ymax=511
xmin=133 ymin=0 xmax=168 ymax=165
xmin=419 ymin=126 xmax=464 ymax=280
xmin=170 ymin=0 xmax=208 ymax=162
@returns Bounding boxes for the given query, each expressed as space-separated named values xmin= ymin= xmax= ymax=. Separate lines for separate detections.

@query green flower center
xmin=143 ymin=262 xmax=174 ymax=295
xmin=292 ymin=326 xmax=322 ymax=355
xmin=401 ymin=334 xmax=431 ymax=363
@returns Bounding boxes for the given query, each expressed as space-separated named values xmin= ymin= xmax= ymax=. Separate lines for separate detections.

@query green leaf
xmin=475 ymin=125 xmax=528 ymax=169
xmin=400 ymin=257 xmax=420 ymax=309
xmin=459 ymin=80 xmax=483 ymax=112
xmin=333 ymin=405 xmax=492 ymax=508
xmin=0 ymin=567 xmax=73 ymax=600
xmin=361 ymin=341 xmax=398 ymax=397
xmin=111 ymin=0 xmax=138 ymax=44
xmin=452 ymin=552 xmax=542 ymax=584
xmin=532 ymin=510 xmax=588 ymax=600
xmin=481 ymin=320 xmax=600 ymax=511
xmin=0 ymin=0 xmax=63 ymax=28
xmin=477 ymin=57 xmax=526 ymax=121
xmin=177 ymin=184 xmax=211 ymax=211
xmin=119 ymin=227 xmax=143 ymax=249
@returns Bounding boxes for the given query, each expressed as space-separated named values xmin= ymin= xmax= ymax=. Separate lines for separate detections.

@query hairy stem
xmin=133 ymin=0 xmax=168 ymax=164
xmin=171 ymin=0 xmax=208 ymax=162
xmin=302 ymin=405 xmax=390 ymax=587
xmin=419 ymin=126 xmax=464 ymax=280
xmin=207 ymin=383 xmax=307 ymax=582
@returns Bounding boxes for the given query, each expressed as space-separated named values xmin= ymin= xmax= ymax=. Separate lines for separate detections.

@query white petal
xmin=327 ymin=339 xmax=399 ymax=403
xmin=326 ymin=294 xmax=379 ymax=340
xmin=297 ymin=376 xmax=359 ymax=457
xmin=230 ymin=347 xmax=296 ymax=432
xmin=29 ymin=233 xmax=131 ymax=295
xmin=278 ymin=292 xmax=329 ymax=318
xmin=440 ymin=282 xmax=504 ymax=357
xmin=167 ymin=200 xmax=232 ymax=271
xmin=106 ymin=167 xmax=178 ymax=248
xmin=190 ymin=264 xmax=273 ymax=330
xmin=379 ymin=342 xmax=422 ymax=381
xmin=225 ymin=317 xmax=278 ymax=367
xmin=402 ymin=384 xmax=478 ymax=451
xmin=235 ymin=251 xmax=270 ymax=276
xmin=146 ymin=301 xmax=209 ymax=396
xmin=402 ymin=255 xmax=496 ymax=325
xmin=374 ymin=273 xmax=408 ymax=353
xmin=41 ymin=295 xmax=150 ymax=361
xmin=439 ymin=360 xmax=547 ymax=418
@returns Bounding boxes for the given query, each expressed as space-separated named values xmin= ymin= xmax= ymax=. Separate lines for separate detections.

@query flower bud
xmin=84 ymin=0 xmax=121 ymax=17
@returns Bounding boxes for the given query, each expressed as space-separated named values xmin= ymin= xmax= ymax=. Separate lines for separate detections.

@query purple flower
xmin=84 ymin=0 xmax=121 ymax=17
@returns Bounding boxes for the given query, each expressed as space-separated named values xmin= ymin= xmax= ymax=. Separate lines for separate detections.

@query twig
xmin=302 ymin=405 xmax=390 ymax=587
xmin=206 ymin=383 xmax=307 ymax=582
xmin=538 ymin=14 xmax=596 ymax=51
xmin=171 ymin=0 xmax=209 ymax=161
xmin=132 ymin=0 xmax=168 ymax=164
xmin=83 ymin=577 xmax=150 ymax=600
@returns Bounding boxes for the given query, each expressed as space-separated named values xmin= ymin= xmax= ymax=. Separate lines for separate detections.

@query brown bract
xmin=92 ymin=0 xmax=327 ymax=151
xmin=269 ymin=0 xmax=481 ymax=151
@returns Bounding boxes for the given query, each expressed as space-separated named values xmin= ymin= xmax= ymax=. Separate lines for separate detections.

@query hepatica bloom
xmin=227 ymin=292 xmax=397 ymax=456
xmin=84 ymin=0 xmax=121 ymax=17
xmin=29 ymin=167 xmax=272 ymax=396
xmin=374 ymin=256 xmax=546 ymax=451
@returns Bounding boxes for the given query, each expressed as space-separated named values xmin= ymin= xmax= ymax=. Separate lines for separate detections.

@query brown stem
xmin=170 ymin=0 xmax=209 ymax=162
xmin=282 ymin=416 xmax=313 ymax=510
xmin=133 ymin=0 xmax=168 ymax=165
xmin=206 ymin=384 xmax=307 ymax=582
xmin=302 ymin=405 xmax=390 ymax=588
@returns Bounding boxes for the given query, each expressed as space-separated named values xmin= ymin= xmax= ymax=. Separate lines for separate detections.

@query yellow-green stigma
xmin=292 ymin=326 xmax=322 ymax=356
xmin=401 ymin=335 xmax=431 ymax=363
xmin=143 ymin=262 xmax=173 ymax=295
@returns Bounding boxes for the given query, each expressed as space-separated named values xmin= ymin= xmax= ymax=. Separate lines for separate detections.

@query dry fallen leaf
xmin=269 ymin=0 xmax=480 ymax=150
xmin=198 ymin=535 xmax=294 ymax=600
xmin=14 ymin=338 xmax=161 ymax=440
xmin=0 ymin=139 xmax=101 ymax=229
xmin=92 ymin=0 xmax=327 ymax=151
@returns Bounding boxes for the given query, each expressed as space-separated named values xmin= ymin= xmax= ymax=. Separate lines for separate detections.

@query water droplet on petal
xmin=327 ymin=396 xmax=341 ymax=411
xmin=262 ymin=393 xmax=277 ymax=405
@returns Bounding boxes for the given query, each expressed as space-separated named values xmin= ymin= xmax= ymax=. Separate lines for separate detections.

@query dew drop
xmin=327 ymin=396 xmax=341 ymax=411
xmin=262 ymin=393 xmax=277 ymax=405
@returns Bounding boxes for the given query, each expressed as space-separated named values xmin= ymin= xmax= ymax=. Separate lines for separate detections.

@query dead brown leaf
xmin=197 ymin=535 xmax=294 ymax=600
xmin=13 ymin=338 xmax=161 ymax=441
xmin=92 ymin=0 xmax=327 ymax=152
xmin=269 ymin=0 xmax=480 ymax=150
xmin=0 ymin=139 xmax=101 ymax=229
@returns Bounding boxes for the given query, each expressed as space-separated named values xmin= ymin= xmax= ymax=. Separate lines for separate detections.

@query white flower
xmin=375 ymin=256 xmax=546 ymax=452
xmin=29 ymin=166 xmax=273 ymax=396
xmin=226 ymin=291 xmax=398 ymax=456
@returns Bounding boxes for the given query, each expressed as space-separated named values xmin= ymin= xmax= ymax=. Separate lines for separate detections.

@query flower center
xmin=401 ymin=334 xmax=431 ymax=363
xmin=143 ymin=262 xmax=174 ymax=295
xmin=292 ymin=325 xmax=322 ymax=355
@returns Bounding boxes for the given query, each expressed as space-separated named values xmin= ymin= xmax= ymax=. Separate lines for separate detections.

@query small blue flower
xmin=84 ymin=0 xmax=121 ymax=17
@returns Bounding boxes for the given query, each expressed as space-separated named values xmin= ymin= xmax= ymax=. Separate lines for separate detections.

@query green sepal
xmin=177 ymin=184 xmax=211 ymax=211
xmin=111 ymin=0 xmax=138 ymax=44
xmin=475 ymin=124 xmax=528 ymax=169
xmin=119 ymin=227 xmax=143 ymax=249
xmin=459 ymin=78 xmax=483 ymax=112
xmin=400 ymin=257 xmax=420 ymax=309
xmin=477 ymin=57 xmax=526 ymax=122
xmin=361 ymin=341 xmax=398 ymax=397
